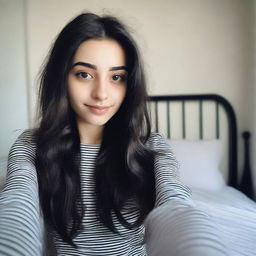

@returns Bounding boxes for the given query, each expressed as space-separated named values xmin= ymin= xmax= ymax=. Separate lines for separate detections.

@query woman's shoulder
xmin=146 ymin=133 xmax=178 ymax=164
xmin=146 ymin=132 xmax=170 ymax=149
xmin=8 ymin=129 xmax=37 ymax=161
xmin=13 ymin=129 xmax=36 ymax=147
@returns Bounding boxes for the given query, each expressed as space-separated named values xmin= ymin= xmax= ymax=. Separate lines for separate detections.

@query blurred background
xmin=0 ymin=0 xmax=255 ymax=192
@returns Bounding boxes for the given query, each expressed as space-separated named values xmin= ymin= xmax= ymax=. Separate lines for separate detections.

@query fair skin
xmin=68 ymin=39 xmax=127 ymax=144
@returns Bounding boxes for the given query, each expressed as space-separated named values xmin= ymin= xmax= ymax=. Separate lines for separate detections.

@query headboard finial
xmin=240 ymin=131 xmax=254 ymax=199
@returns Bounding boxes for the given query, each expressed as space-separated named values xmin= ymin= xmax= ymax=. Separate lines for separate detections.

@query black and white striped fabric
xmin=0 ymin=130 xmax=227 ymax=256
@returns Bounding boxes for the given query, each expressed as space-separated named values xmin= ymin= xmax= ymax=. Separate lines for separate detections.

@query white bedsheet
xmin=191 ymin=186 xmax=256 ymax=256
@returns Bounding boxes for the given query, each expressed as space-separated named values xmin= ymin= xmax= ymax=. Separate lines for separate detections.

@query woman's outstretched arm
xmin=0 ymin=130 xmax=44 ymax=256
xmin=144 ymin=133 xmax=228 ymax=256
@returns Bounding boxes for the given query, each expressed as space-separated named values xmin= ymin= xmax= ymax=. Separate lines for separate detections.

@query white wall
xmin=253 ymin=1 xmax=256 ymax=195
xmin=0 ymin=0 xmax=29 ymax=158
xmin=0 ymin=0 xmax=254 ymax=187
xmin=26 ymin=0 xmax=254 ymax=181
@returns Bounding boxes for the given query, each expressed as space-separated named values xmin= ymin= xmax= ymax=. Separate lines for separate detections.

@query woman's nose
xmin=91 ymin=79 xmax=108 ymax=101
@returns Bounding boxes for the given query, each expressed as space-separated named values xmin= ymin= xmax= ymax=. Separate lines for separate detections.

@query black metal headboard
xmin=148 ymin=94 xmax=238 ymax=190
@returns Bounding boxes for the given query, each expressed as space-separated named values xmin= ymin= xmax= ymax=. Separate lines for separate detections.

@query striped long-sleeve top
xmin=0 ymin=130 xmax=227 ymax=256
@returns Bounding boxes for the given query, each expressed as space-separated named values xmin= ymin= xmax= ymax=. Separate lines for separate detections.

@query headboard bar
xmin=181 ymin=101 xmax=185 ymax=139
xmin=154 ymin=102 xmax=158 ymax=132
xmin=167 ymin=101 xmax=171 ymax=138
xmin=199 ymin=100 xmax=203 ymax=139
xmin=148 ymin=94 xmax=238 ymax=189
xmin=216 ymin=102 xmax=220 ymax=139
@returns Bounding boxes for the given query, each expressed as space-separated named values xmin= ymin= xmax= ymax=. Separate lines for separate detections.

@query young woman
xmin=0 ymin=13 xmax=227 ymax=256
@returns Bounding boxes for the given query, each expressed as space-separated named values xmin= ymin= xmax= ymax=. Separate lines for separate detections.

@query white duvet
xmin=191 ymin=186 xmax=256 ymax=256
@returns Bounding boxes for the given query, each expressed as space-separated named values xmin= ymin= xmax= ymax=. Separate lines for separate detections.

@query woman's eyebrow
xmin=109 ymin=66 xmax=127 ymax=71
xmin=72 ymin=62 xmax=96 ymax=69
xmin=72 ymin=62 xmax=127 ymax=71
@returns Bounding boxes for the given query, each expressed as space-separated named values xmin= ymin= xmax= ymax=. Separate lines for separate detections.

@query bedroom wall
xmin=25 ymin=0 xmax=254 ymax=183
xmin=253 ymin=1 xmax=256 ymax=197
xmin=0 ymin=0 xmax=29 ymax=158
xmin=1 ymin=0 xmax=254 ymax=188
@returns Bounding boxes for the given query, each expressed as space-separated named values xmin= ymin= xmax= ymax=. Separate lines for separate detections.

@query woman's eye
xmin=112 ymin=74 xmax=126 ymax=82
xmin=76 ymin=72 xmax=93 ymax=79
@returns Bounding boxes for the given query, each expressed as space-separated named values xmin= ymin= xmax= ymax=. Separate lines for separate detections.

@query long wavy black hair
xmin=35 ymin=13 xmax=156 ymax=247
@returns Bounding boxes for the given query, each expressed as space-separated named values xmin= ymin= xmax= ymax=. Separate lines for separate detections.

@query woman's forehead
xmin=72 ymin=39 xmax=127 ymax=68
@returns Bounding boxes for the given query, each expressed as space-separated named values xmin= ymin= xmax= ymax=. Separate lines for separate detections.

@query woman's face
xmin=68 ymin=39 xmax=127 ymax=130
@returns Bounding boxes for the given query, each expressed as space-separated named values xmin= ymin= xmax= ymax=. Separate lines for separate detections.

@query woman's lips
xmin=84 ymin=104 xmax=111 ymax=115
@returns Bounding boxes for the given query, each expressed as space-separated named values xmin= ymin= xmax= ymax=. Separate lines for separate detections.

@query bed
xmin=1 ymin=94 xmax=255 ymax=255
xmin=148 ymin=94 xmax=256 ymax=256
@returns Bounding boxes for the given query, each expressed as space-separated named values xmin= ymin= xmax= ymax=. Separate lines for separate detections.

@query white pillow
xmin=167 ymin=139 xmax=225 ymax=191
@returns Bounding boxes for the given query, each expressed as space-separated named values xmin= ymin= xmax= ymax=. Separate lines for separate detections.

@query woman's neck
xmin=77 ymin=122 xmax=103 ymax=145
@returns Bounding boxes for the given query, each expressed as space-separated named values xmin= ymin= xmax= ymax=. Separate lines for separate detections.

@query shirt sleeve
xmin=0 ymin=130 xmax=44 ymax=256
xmin=150 ymin=133 xmax=193 ymax=207
xmin=144 ymin=133 xmax=228 ymax=256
